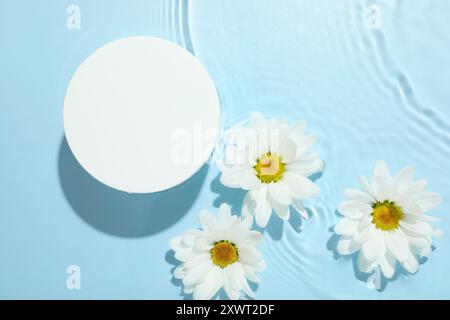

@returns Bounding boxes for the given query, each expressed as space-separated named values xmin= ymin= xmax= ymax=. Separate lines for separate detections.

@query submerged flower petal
xmin=217 ymin=112 xmax=323 ymax=227
xmin=169 ymin=204 xmax=265 ymax=300
xmin=334 ymin=161 xmax=442 ymax=286
xmin=193 ymin=266 xmax=223 ymax=300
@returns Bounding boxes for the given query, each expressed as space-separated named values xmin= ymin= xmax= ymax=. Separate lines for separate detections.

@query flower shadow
xmin=259 ymin=217 xmax=284 ymax=241
xmin=165 ymin=250 xmax=191 ymax=300
xmin=210 ymin=174 xmax=246 ymax=213
xmin=255 ymin=209 xmax=304 ymax=241
xmin=309 ymin=171 xmax=323 ymax=183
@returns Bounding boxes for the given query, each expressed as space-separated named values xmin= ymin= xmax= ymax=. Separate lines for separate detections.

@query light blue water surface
xmin=1 ymin=0 xmax=450 ymax=299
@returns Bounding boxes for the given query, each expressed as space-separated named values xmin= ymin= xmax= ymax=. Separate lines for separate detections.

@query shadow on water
xmin=210 ymin=174 xmax=246 ymax=213
xmin=58 ymin=137 xmax=208 ymax=238
xmin=165 ymin=250 xmax=191 ymax=300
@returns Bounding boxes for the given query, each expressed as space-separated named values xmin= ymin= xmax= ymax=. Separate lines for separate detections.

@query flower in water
xmin=218 ymin=112 xmax=324 ymax=228
xmin=169 ymin=203 xmax=265 ymax=300
xmin=334 ymin=160 xmax=442 ymax=283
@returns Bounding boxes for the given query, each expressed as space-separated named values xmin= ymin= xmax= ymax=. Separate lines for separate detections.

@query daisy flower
xmin=169 ymin=203 xmax=266 ymax=300
xmin=217 ymin=112 xmax=324 ymax=228
xmin=334 ymin=160 xmax=443 ymax=282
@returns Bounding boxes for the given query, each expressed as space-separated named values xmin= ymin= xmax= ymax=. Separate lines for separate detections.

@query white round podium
xmin=63 ymin=36 xmax=220 ymax=193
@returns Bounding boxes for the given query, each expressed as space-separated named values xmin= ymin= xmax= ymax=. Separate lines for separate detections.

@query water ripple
xmin=169 ymin=0 xmax=195 ymax=54
xmin=187 ymin=0 xmax=450 ymax=298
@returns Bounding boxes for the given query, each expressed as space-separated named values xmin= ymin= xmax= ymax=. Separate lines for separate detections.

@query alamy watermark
xmin=66 ymin=5 xmax=81 ymax=30
xmin=366 ymin=4 xmax=381 ymax=30
xmin=66 ymin=265 xmax=81 ymax=290
xmin=170 ymin=121 xmax=288 ymax=167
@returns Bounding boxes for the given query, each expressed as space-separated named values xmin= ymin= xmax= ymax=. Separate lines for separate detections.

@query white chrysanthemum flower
xmin=335 ymin=160 xmax=443 ymax=281
xmin=169 ymin=203 xmax=266 ymax=300
xmin=218 ymin=112 xmax=324 ymax=228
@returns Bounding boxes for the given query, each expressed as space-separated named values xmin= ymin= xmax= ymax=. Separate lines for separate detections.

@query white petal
xmin=199 ymin=210 xmax=216 ymax=231
xmin=359 ymin=176 xmax=376 ymax=198
xmin=406 ymin=235 xmax=431 ymax=249
xmin=268 ymin=182 xmax=292 ymax=205
xmin=404 ymin=213 xmax=439 ymax=223
xmin=376 ymin=177 xmax=395 ymax=202
xmin=242 ymin=279 xmax=255 ymax=299
xmin=243 ymin=265 xmax=260 ymax=283
xmin=241 ymin=214 xmax=254 ymax=230
xmin=223 ymin=145 xmax=246 ymax=166
xmin=193 ymin=237 xmax=213 ymax=253
xmin=174 ymin=248 xmax=196 ymax=262
xmin=343 ymin=188 xmax=375 ymax=204
xmin=249 ymin=111 xmax=267 ymax=129
xmin=223 ymin=268 xmax=241 ymax=300
xmin=285 ymin=154 xmax=324 ymax=177
xmin=220 ymin=166 xmax=249 ymax=188
xmin=228 ymin=263 xmax=245 ymax=292
xmin=353 ymin=224 xmax=373 ymax=244
xmin=413 ymin=191 xmax=442 ymax=212
xmin=181 ymin=229 xmax=202 ymax=247
xmin=174 ymin=266 xmax=186 ymax=279
xmin=358 ymin=215 xmax=374 ymax=230
xmin=282 ymin=172 xmax=320 ymax=199
xmin=394 ymin=165 xmax=415 ymax=192
xmin=239 ymin=170 xmax=261 ymax=190
xmin=253 ymin=259 xmax=266 ymax=272
xmin=241 ymin=191 xmax=256 ymax=218
xmin=183 ymin=285 xmax=195 ymax=294
xmin=271 ymin=200 xmax=290 ymax=220
xmin=372 ymin=160 xmax=390 ymax=184
xmin=399 ymin=198 xmax=422 ymax=215
xmin=334 ymin=218 xmax=359 ymax=235
xmin=246 ymin=230 xmax=263 ymax=246
xmin=337 ymin=236 xmax=361 ymax=255
xmin=401 ymin=250 xmax=419 ymax=274
xmin=400 ymin=220 xmax=434 ymax=237
xmin=291 ymin=198 xmax=309 ymax=219
xmin=238 ymin=244 xmax=262 ymax=266
xmin=358 ymin=251 xmax=376 ymax=273
xmin=434 ymin=228 xmax=444 ymax=237
xmin=289 ymin=119 xmax=307 ymax=137
xmin=362 ymin=230 xmax=385 ymax=261
xmin=244 ymin=134 xmax=260 ymax=164
xmin=193 ymin=266 xmax=223 ymax=300
xmin=379 ymin=251 xmax=396 ymax=279
xmin=184 ymin=253 xmax=211 ymax=269
xmin=254 ymin=184 xmax=272 ymax=228
xmin=269 ymin=116 xmax=284 ymax=128
xmin=338 ymin=201 xmax=372 ymax=219
xmin=182 ymin=261 xmax=213 ymax=286
xmin=404 ymin=179 xmax=427 ymax=196
xmin=279 ymin=137 xmax=297 ymax=163
xmin=296 ymin=134 xmax=317 ymax=156
xmin=219 ymin=203 xmax=232 ymax=219
xmin=169 ymin=236 xmax=183 ymax=251
xmin=385 ymin=231 xmax=409 ymax=262
xmin=223 ymin=144 xmax=240 ymax=163
xmin=257 ymin=130 xmax=270 ymax=157
xmin=418 ymin=247 xmax=432 ymax=257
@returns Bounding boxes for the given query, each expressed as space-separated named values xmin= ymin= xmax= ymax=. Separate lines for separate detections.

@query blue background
xmin=1 ymin=0 xmax=450 ymax=299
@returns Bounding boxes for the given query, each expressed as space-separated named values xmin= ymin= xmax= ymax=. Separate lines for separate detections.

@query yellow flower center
xmin=210 ymin=240 xmax=238 ymax=268
xmin=372 ymin=200 xmax=404 ymax=231
xmin=254 ymin=152 xmax=285 ymax=183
